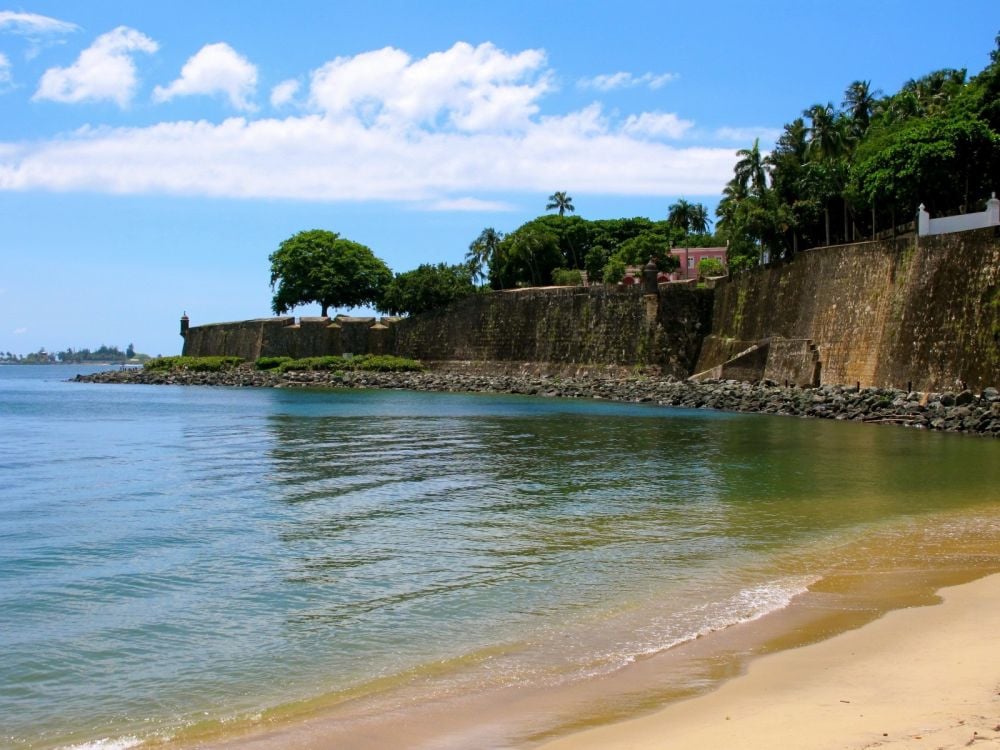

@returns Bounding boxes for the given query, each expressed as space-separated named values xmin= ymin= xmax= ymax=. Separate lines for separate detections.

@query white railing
xmin=918 ymin=194 xmax=1000 ymax=236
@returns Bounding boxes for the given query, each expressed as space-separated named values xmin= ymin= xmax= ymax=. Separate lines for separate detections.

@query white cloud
xmin=308 ymin=42 xmax=550 ymax=132
xmin=621 ymin=112 xmax=694 ymax=140
xmin=421 ymin=197 xmax=515 ymax=212
xmin=154 ymin=43 xmax=257 ymax=111
xmin=0 ymin=11 xmax=78 ymax=36
xmin=578 ymin=71 xmax=678 ymax=91
xmin=1 ymin=43 xmax=737 ymax=206
xmin=0 ymin=52 xmax=11 ymax=88
xmin=0 ymin=109 xmax=735 ymax=202
xmin=714 ymin=126 xmax=782 ymax=144
xmin=13 ymin=327 xmax=27 ymax=335
xmin=270 ymin=78 xmax=299 ymax=108
xmin=33 ymin=26 xmax=158 ymax=106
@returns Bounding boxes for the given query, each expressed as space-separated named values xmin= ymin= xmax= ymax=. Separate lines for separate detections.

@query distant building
xmin=668 ymin=246 xmax=727 ymax=280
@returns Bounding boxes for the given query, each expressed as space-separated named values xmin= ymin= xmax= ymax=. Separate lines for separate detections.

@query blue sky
xmin=1 ymin=1 xmax=997 ymax=356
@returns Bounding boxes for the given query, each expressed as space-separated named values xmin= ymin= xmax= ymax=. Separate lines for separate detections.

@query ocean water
xmin=1 ymin=365 xmax=999 ymax=750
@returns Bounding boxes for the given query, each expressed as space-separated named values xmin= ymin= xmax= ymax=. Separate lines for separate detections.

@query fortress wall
xmin=182 ymin=229 xmax=998 ymax=390
xmin=390 ymin=285 xmax=713 ymax=377
xmin=698 ymin=229 xmax=1000 ymax=391
xmin=183 ymin=285 xmax=714 ymax=377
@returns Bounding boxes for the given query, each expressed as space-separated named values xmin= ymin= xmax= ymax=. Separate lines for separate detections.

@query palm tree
xmin=466 ymin=227 xmax=504 ymax=287
xmin=546 ymin=191 xmax=575 ymax=216
xmin=804 ymin=104 xmax=853 ymax=245
xmin=667 ymin=198 xmax=694 ymax=234
xmin=689 ymin=203 xmax=712 ymax=235
xmin=715 ymin=179 xmax=747 ymax=234
xmin=668 ymin=199 xmax=712 ymax=235
xmin=842 ymin=80 xmax=880 ymax=138
xmin=734 ymin=139 xmax=767 ymax=195
xmin=804 ymin=103 xmax=849 ymax=162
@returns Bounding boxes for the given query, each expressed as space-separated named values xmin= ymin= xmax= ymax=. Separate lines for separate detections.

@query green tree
xmin=668 ymin=199 xmax=712 ymax=253
xmin=851 ymin=112 xmax=999 ymax=219
xmin=269 ymin=230 xmax=392 ymax=317
xmin=843 ymin=80 xmax=880 ymax=139
xmin=380 ymin=263 xmax=477 ymax=316
xmin=667 ymin=198 xmax=694 ymax=234
xmin=465 ymin=227 xmax=505 ymax=286
xmin=734 ymin=138 xmax=768 ymax=194
xmin=545 ymin=191 xmax=575 ymax=217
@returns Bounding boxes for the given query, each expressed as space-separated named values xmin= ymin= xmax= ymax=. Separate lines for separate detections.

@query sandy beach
xmin=540 ymin=573 xmax=1000 ymax=750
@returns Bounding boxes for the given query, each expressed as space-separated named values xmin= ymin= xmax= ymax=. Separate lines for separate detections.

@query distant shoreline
xmin=75 ymin=363 xmax=1000 ymax=438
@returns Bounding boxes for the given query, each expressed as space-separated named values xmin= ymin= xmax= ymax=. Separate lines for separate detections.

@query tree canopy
xmin=379 ymin=263 xmax=477 ymax=316
xmin=716 ymin=34 xmax=1000 ymax=269
xmin=269 ymin=230 xmax=392 ymax=317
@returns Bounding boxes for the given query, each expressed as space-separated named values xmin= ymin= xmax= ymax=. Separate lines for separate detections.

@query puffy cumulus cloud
xmin=578 ymin=71 xmax=678 ymax=91
xmin=0 ymin=11 xmax=78 ymax=36
xmin=308 ymin=42 xmax=550 ymax=132
xmin=270 ymin=78 xmax=299 ymax=108
xmin=3 ymin=43 xmax=737 ymax=206
xmin=33 ymin=26 xmax=158 ymax=106
xmin=0 ymin=108 xmax=735 ymax=203
xmin=154 ymin=42 xmax=257 ymax=110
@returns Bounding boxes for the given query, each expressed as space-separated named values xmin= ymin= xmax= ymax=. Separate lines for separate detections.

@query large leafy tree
xmin=269 ymin=229 xmax=392 ymax=317
xmin=380 ymin=263 xmax=477 ymax=316
xmin=545 ymin=191 xmax=575 ymax=216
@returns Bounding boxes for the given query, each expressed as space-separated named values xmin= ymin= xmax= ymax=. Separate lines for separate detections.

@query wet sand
xmin=540 ymin=573 xmax=1000 ymax=750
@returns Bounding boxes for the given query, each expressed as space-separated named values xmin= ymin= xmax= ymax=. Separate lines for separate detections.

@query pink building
xmin=668 ymin=246 xmax=727 ymax=280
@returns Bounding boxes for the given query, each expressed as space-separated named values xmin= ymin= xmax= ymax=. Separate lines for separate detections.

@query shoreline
xmin=539 ymin=572 xmax=1000 ymax=750
xmin=76 ymin=363 xmax=1000 ymax=437
xmin=150 ymin=541 xmax=1000 ymax=750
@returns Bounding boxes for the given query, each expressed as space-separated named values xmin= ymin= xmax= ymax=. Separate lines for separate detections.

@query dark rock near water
xmin=73 ymin=365 xmax=999 ymax=438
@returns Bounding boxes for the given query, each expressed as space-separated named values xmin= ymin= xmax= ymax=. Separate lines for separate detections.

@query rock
xmin=955 ymin=390 xmax=975 ymax=406
xmin=939 ymin=392 xmax=957 ymax=407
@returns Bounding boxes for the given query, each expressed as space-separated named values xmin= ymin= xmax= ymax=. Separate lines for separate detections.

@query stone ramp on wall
xmin=690 ymin=336 xmax=820 ymax=387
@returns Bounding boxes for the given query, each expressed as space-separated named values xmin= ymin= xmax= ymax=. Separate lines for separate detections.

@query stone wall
xmin=182 ymin=228 xmax=998 ymax=389
xmin=697 ymin=228 xmax=1000 ymax=391
xmin=183 ymin=285 xmax=716 ymax=377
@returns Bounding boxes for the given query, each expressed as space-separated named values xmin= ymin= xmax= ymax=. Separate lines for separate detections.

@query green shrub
xmin=696 ymin=257 xmax=726 ymax=279
xmin=255 ymin=356 xmax=293 ymax=370
xmin=275 ymin=354 xmax=425 ymax=373
xmin=551 ymin=268 xmax=583 ymax=286
xmin=144 ymin=356 xmax=244 ymax=372
xmin=602 ymin=257 xmax=627 ymax=284
xmin=353 ymin=355 xmax=426 ymax=372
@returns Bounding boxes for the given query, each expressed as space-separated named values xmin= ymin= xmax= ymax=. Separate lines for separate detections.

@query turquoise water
xmin=1 ymin=365 xmax=999 ymax=750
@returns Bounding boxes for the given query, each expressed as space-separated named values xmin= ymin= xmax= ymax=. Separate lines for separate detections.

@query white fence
xmin=918 ymin=194 xmax=1000 ymax=236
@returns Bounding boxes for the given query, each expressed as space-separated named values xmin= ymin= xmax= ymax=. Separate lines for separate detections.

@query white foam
xmin=60 ymin=737 xmax=143 ymax=750
xmin=616 ymin=575 xmax=819 ymax=667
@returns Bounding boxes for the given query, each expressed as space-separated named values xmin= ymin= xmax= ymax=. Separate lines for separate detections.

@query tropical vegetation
xmin=480 ymin=212 xmax=710 ymax=290
xmin=269 ymin=229 xmax=393 ymax=317
xmin=717 ymin=34 xmax=1000 ymax=271
xmin=380 ymin=263 xmax=478 ymax=316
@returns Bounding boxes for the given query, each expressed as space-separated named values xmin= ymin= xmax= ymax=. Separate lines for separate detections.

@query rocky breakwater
xmin=76 ymin=367 xmax=1000 ymax=438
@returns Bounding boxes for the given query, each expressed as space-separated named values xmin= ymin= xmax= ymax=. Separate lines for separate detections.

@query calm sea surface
xmin=2 ymin=365 xmax=999 ymax=750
